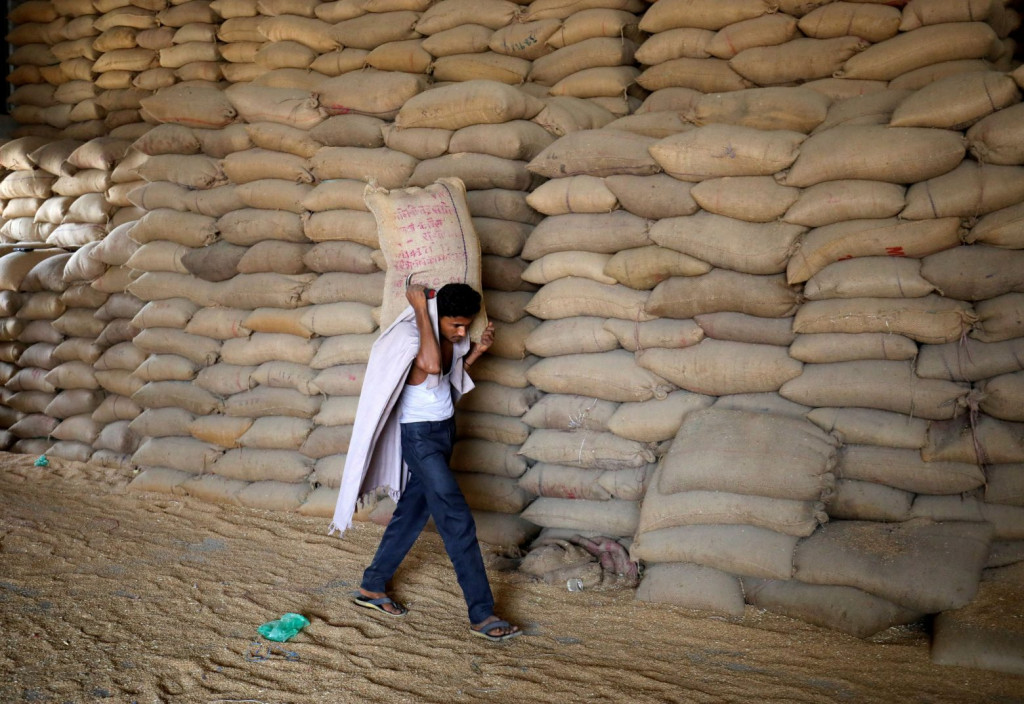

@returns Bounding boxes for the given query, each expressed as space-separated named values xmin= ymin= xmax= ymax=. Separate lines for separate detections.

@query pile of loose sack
xmin=1 ymin=0 xmax=1023 ymax=675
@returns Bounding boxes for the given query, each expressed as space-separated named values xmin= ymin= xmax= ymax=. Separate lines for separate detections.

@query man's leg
xmin=400 ymin=418 xmax=496 ymax=624
xmin=359 ymin=463 xmax=430 ymax=611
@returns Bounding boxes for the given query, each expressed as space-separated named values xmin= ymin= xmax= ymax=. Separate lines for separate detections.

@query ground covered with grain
xmin=1 ymin=453 xmax=1021 ymax=704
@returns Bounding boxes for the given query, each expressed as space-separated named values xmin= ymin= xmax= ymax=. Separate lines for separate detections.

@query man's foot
xmin=353 ymin=588 xmax=407 ymax=617
xmin=470 ymin=615 xmax=522 ymax=642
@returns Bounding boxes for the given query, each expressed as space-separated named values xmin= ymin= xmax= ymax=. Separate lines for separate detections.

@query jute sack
xmin=806 ymin=406 xmax=927 ymax=449
xmin=966 ymin=201 xmax=1024 ymax=249
xmin=694 ymin=312 xmax=794 ymax=346
xmin=132 ymin=380 xmax=221 ymax=415
xmin=303 ymin=242 xmax=380 ymax=275
xmin=449 ymin=120 xmax=555 ymax=162
xmin=526 ymin=129 xmax=659 ymax=179
xmin=223 ymin=83 xmax=325 ymax=129
xmin=223 ymin=149 xmax=313 ymax=185
xmin=812 ymin=87 xmax=913 ymax=133
xmin=180 ymin=242 xmax=245 ymax=283
xmin=9 ymin=414 xmax=59 ymax=439
xmin=136 ymin=154 xmax=227 ymax=189
xmin=365 ymin=177 xmax=485 ymax=334
xmin=526 ymin=350 xmax=674 ymax=402
xmin=220 ymin=332 xmax=318 ymax=366
xmin=450 ymin=439 xmax=528 ymax=478
xmin=456 ymin=411 xmax=530 ymax=445
xmin=631 ymin=524 xmax=797 ymax=580
xmin=483 ymin=291 xmax=534 ymax=324
xmin=985 ymin=463 xmax=1024 ymax=506
xmin=789 ymin=332 xmax=918 ymax=363
xmin=839 ymin=444 xmax=985 ymax=495
xmin=138 ymin=83 xmax=236 ymax=129
xmin=891 ymin=71 xmax=1020 ymax=131
xmin=967 ymin=102 xmax=1024 ymax=166
xmin=381 ymin=124 xmax=453 ymax=161
xmin=523 ymin=251 xmax=616 ymax=284
xmin=52 ymin=309 xmax=104 ymax=338
xmin=603 ymin=318 xmax=705 ymax=351
xmin=922 ymin=415 xmax=1024 ymax=465
xmin=637 ymin=563 xmax=745 ymax=619
xmin=742 ymin=577 xmax=921 ymax=639
xmin=837 ymin=22 xmax=999 ymax=81
xmin=798 ymin=1 xmax=899 ymax=41
xmin=603 ymin=246 xmax=710 ymax=290
xmin=309 ymin=147 xmax=418 ymax=189
xmin=636 ymin=56 xmax=752 ymax=93
xmin=309 ymin=334 xmax=375 ymax=368
xmin=657 ymin=408 xmax=837 ymax=500
xmin=639 ymin=476 xmax=827 ymax=537
xmin=521 ymin=211 xmax=651 ymax=259
xmin=395 ymin=81 xmax=544 ymax=130
xmin=235 ymin=480 xmax=309 ymax=512
xmin=210 ymin=273 xmax=315 ymax=309
xmin=706 ymin=14 xmax=799 ymax=60
xmin=416 ymin=0 xmax=521 ymax=34
xmin=238 ymin=308 xmax=311 ymax=339
xmin=786 ymin=216 xmax=963 ymax=285
xmin=524 ymin=277 xmax=655 ymax=322
xmin=45 ymin=389 xmax=102 ymax=417
xmin=258 ymin=14 xmax=338 ymax=52
xmin=406 ymin=153 xmax=533 ymax=190
xmin=132 ymin=436 xmax=222 ymax=474
xmin=301 ymin=210 xmax=379 ymax=247
xmin=603 ymin=112 xmax=693 ymax=139
xmin=455 ymin=381 xmax=540 ymax=417
xmin=978 ymin=372 xmax=1024 ymax=422
xmin=424 ymin=24 xmax=495 ymax=58
xmin=794 ymin=518 xmax=993 ymax=613
xmin=517 ymin=428 xmax=655 ymax=470
xmin=638 ymin=340 xmax=802 ymax=396
xmin=456 ymin=472 xmax=534 ymax=514
xmin=780 ymin=126 xmax=966 ymax=187
xmin=650 ymin=212 xmax=804 ymax=275
xmin=302 ymin=179 xmax=371 ymax=212
xmin=646 ymin=270 xmax=799 ymax=319
xmin=793 ymin=295 xmax=976 ymax=345
xmin=921 ymin=245 xmax=1024 ymax=301
xmin=517 ymin=463 xmax=648 ymax=502
xmin=189 ymin=415 xmax=254 ymax=448
xmin=531 ymin=96 xmax=617 ymax=137
xmin=638 ymin=0 xmax=774 ymax=32
xmin=527 ymin=37 xmax=637 ymax=86
xmin=606 ymin=389 xmax=713 ymax=443
xmin=917 ymin=338 xmax=1024 ymax=382
xmin=520 ymin=394 xmax=617 ymax=432
xmin=802 ymin=256 xmax=933 ymax=300
xmin=649 ymin=124 xmax=803 ymax=181
xmin=689 ymin=176 xmax=800 ymax=223
xmin=899 ymin=0 xmax=995 ymax=30
xmin=212 ymin=448 xmax=313 ymax=483
xmin=194 ymin=363 xmax=257 ymax=396
xmin=299 ymin=425 xmax=353 ymax=458
xmin=223 ymin=387 xmax=322 ymax=419
xmin=134 ymin=354 xmax=199 ymax=383
xmin=125 ymin=241 xmax=190 ymax=274
xmin=548 ymin=65 xmax=641 ymax=99
xmin=51 ymin=414 xmax=101 ymax=444
xmin=972 ymin=294 xmax=1024 ymax=343
xmin=528 ymin=317 xmax=614 ymax=358
xmin=520 ymin=497 xmax=639 ymax=536
xmin=910 ymin=496 xmax=1024 ymax=540
xmin=129 ymin=407 xmax=197 ymax=439
xmin=310 ymin=364 xmax=367 ymax=396
xmin=307 ymin=115 xmax=386 ymax=149
xmin=904 ymin=163 xmax=1024 ymax=221
xmin=457 ymin=355 xmax=533 ymax=388
xmin=250 ymin=362 xmax=318 ymax=397
xmin=730 ymin=37 xmax=868 ymax=85
xmin=430 ymin=53 xmax=532 ymax=85
xmin=780 ymin=360 xmax=970 ymax=420
xmin=829 ymin=478 xmax=914 ymax=522
xmin=931 ymin=566 xmax=1024 ymax=676
xmin=237 ymin=241 xmax=311 ymax=275
xmin=472 ymin=218 xmax=532 ymax=258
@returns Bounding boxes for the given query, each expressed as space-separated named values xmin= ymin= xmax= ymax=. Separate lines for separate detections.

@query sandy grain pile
xmin=1 ymin=451 xmax=1020 ymax=704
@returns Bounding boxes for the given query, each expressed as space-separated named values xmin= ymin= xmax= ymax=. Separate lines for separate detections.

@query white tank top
xmin=398 ymin=370 xmax=454 ymax=423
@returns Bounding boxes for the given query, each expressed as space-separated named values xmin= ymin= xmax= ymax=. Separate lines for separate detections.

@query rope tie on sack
xmin=965 ymin=388 xmax=989 ymax=474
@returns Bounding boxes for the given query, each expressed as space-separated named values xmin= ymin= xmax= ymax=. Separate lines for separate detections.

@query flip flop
xmin=470 ymin=620 xmax=522 ymax=643
xmin=352 ymin=594 xmax=408 ymax=617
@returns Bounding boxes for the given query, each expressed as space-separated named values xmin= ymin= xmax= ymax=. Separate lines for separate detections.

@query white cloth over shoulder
xmin=329 ymin=298 xmax=473 ymax=536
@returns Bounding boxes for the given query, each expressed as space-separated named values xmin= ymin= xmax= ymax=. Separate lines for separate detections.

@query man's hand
xmin=406 ymin=283 xmax=430 ymax=309
xmin=465 ymin=321 xmax=494 ymax=368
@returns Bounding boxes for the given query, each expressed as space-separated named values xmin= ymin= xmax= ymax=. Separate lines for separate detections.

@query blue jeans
xmin=360 ymin=417 xmax=495 ymax=624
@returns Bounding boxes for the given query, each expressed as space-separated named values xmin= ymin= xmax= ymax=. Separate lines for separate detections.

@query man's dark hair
xmin=436 ymin=283 xmax=481 ymax=319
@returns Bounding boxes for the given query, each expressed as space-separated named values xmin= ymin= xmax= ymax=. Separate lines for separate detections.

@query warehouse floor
xmin=0 ymin=454 xmax=1019 ymax=704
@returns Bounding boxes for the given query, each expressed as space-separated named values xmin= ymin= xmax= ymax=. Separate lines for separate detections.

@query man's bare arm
xmin=407 ymin=284 xmax=441 ymax=381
